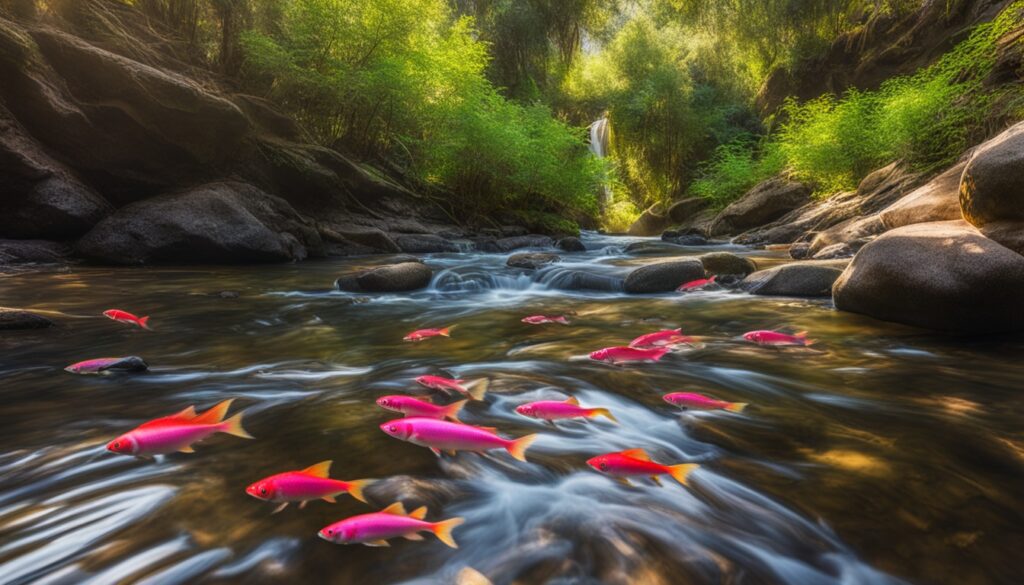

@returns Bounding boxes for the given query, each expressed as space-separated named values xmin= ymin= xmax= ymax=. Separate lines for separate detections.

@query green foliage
xmin=689 ymin=139 xmax=785 ymax=207
xmin=241 ymin=0 xmax=603 ymax=224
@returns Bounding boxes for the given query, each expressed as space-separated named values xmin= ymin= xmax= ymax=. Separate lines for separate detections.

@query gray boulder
xmin=667 ymin=197 xmax=710 ymax=223
xmin=495 ymin=235 xmax=555 ymax=252
xmin=0 ymin=307 xmax=53 ymax=329
xmin=556 ymin=236 xmax=586 ymax=252
xmin=812 ymin=243 xmax=854 ymax=260
xmin=879 ymin=160 xmax=965 ymax=229
xmin=699 ymin=252 xmax=756 ymax=276
xmin=394 ymin=234 xmax=458 ymax=254
xmin=543 ymin=270 xmax=624 ymax=292
xmin=833 ymin=221 xmax=1024 ymax=333
xmin=0 ymin=239 xmax=69 ymax=264
xmin=710 ymin=177 xmax=811 ymax=236
xmin=507 ymin=252 xmax=560 ymax=270
xmin=623 ymin=260 xmax=705 ymax=294
xmin=741 ymin=262 xmax=843 ymax=297
xmin=336 ymin=262 xmax=433 ymax=293
xmin=959 ymin=122 xmax=1024 ymax=227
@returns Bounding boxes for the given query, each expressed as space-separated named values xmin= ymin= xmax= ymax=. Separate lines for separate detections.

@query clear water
xmin=0 ymin=233 xmax=1021 ymax=584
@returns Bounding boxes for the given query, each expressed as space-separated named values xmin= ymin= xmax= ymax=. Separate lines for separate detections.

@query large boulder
xmin=879 ymin=160 xmax=965 ymax=229
xmin=699 ymin=252 xmax=756 ymax=276
xmin=543 ymin=270 xmax=624 ymax=292
xmin=556 ymin=236 xmax=586 ymax=252
xmin=76 ymin=182 xmax=322 ymax=264
xmin=322 ymin=226 xmax=400 ymax=253
xmin=959 ymin=121 xmax=1024 ymax=227
xmin=0 ymin=239 xmax=69 ymax=264
xmin=740 ymin=262 xmax=844 ymax=297
xmin=623 ymin=260 xmax=705 ymax=294
xmin=667 ymin=197 xmax=711 ymax=223
xmin=0 ymin=307 xmax=53 ymax=329
xmin=627 ymin=204 xmax=671 ymax=236
xmin=394 ymin=234 xmax=459 ymax=254
xmin=336 ymin=262 xmax=433 ymax=293
xmin=833 ymin=220 xmax=1024 ymax=333
xmin=507 ymin=252 xmax=560 ymax=270
xmin=710 ymin=177 xmax=811 ymax=236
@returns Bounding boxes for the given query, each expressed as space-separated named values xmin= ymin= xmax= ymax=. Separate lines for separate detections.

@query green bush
xmin=688 ymin=138 xmax=784 ymax=207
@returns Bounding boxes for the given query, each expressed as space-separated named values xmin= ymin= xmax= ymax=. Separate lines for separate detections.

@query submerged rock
xmin=709 ymin=177 xmax=811 ymax=236
xmin=833 ymin=220 xmax=1024 ymax=333
xmin=556 ymin=236 xmax=586 ymax=252
xmin=0 ymin=307 xmax=53 ymax=329
xmin=699 ymin=252 xmax=756 ymax=276
xmin=507 ymin=252 xmax=560 ymax=270
xmin=623 ymin=260 xmax=705 ymax=294
xmin=336 ymin=262 xmax=433 ymax=293
xmin=741 ymin=262 xmax=843 ymax=297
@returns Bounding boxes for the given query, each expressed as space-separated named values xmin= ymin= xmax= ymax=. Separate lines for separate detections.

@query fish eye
xmin=113 ymin=441 xmax=120 ymax=449
xmin=260 ymin=487 xmax=267 ymax=495
xmin=327 ymin=529 xmax=334 ymax=535
xmin=599 ymin=462 xmax=608 ymax=470
xmin=388 ymin=425 xmax=397 ymax=433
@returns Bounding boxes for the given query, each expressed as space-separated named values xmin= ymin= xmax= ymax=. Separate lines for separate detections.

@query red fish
xmin=522 ymin=315 xmax=570 ymax=325
xmin=318 ymin=502 xmax=464 ymax=548
xmin=380 ymin=417 xmax=537 ymax=461
xmin=677 ymin=276 xmax=717 ymax=291
xmin=246 ymin=460 xmax=372 ymax=513
xmin=403 ymin=326 xmax=454 ymax=342
xmin=663 ymin=392 xmax=747 ymax=412
xmin=103 ymin=309 xmax=151 ymax=329
xmin=586 ymin=449 xmax=698 ymax=487
xmin=743 ymin=330 xmax=813 ymax=346
xmin=628 ymin=328 xmax=694 ymax=349
xmin=106 ymin=399 xmax=252 ymax=458
xmin=589 ymin=346 xmax=669 ymax=364
xmin=65 ymin=356 xmax=148 ymax=375
xmin=415 ymin=375 xmax=488 ymax=401
xmin=515 ymin=396 xmax=617 ymax=423
xmin=376 ymin=395 xmax=467 ymax=421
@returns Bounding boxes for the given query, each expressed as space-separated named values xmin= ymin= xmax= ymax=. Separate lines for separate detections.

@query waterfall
xmin=589 ymin=116 xmax=612 ymax=207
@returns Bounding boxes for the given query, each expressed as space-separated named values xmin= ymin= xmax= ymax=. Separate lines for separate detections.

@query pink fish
xmin=743 ymin=330 xmax=813 ymax=346
xmin=515 ymin=396 xmax=617 ymax=423
xmin=318 ymin=502 xmax=464 ymax=548
xmin=376 ymin=395 xmax=467 ymax=421
xmin=246 ymin=460 xmax=372 ymax=513
xmin=65 ymin=356 xmax=148 ymax=375
xmin=589 ymin=346 xmax=669 ymax=364
xmin=415 ymin=375 xmax=488 ymax=401
xmin=106 ymin=399 xmax=252 ymax=457
xmin=103 ymin=309 xmax=151 ymax=329
xmin=522 ymin=315 xmax=570 ymax=325
xmin=663 ymin=392 xmax=747 ymax=412
xmin=677 ymin=276 xmax=717 ymax=291
xmin=380 ymin=417 xmax=537 ymax=461
xmin=587 ymin=449 xmax=698 ymax=487
xmin=628 ymin=328 xmax=694 ymax=349
xmin=403 ymin=326 xmax=454 ymax=342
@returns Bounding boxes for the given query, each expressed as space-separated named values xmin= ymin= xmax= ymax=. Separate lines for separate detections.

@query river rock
xmin=393 ymin=234 xmax=458 ymax=254
xmin=879 ymin=160 xmax=965 ymax=229
xmin=699 ymin=252 xmax=756 ymax=276
xmin=0 ymin=239 xmax=69 ymax=264
xmin=833 ymin=220 xmax=1024 ymax=333
xmin=544 ymin=270 xmax=624 ymax=292
xmin=741 ymin=262 xmax=843 ymax=297
xmin=812 ymin=243 xmax=854 ymax=260
xmin=495 ymin=235 xmax=555 ymax=252
xmin=623 ymin=260 xmax=705 ymax=294
xmin=507 ymin=252 xmax=560 ymax=270
xmin=324 ymin=226 xmax=400 ymax=253
xmin=709 ymin=177 xmax=811 ymax=236
xmin=624 ymin=241 xmax=681 ymax=255
xmin=336 ymin=262 xmax=433 ymax=293
xmin=556 ymin=236 xmax=586 ymax=252
xmin=959 ymin=121 xmax=1024 ymax=228
xmin=790 ymin=242 xmax=812 ymax=259
xmin=76 ymin=181 xmax=322 ymax=264
xmin=808 ymin=216 xmax=886 ymax=256
xmin=667 ymin=197 xmax=710 ymax=223
xmin=0 ymin=307 xmax=53 ymax=329
xmin=627 ymin=204 xmax=670 ymax=236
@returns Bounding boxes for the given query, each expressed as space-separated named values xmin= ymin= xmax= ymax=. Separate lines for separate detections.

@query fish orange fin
xmin=364 ymin=539 xmax=390 ymax=547
xmin=166 ymin=406 xmax=196 ymax=420
xmin=650 ymin=475 xmax=663 ymax=486
xmin=381 ymin=502 xmax=407 ymax=515
xmin=345 ymin=479 xmax=373 ymax=503
xmin=619 ymin=448 xmax=650 ymax=461
xmin=301 ymin=460 xmax=332 ymax=478
xmin=432 ymin=517 xmax=465 ymax=548
xmin=220 ymin=411 xmax=253 ymax=439
xmin=465 ymin=379 xmax=488 ymax=401
xmin=444 ymin=399 xmax=468 ymax=422
xmin=794 ymin=331 xmax=815 ymax=345
xmin=138 ymin=316 xmax=151 ymax=329
xmin=322 ymin=495 xmax=336 ymax=503
xmin=446 ymin=450 xmax=458 ymax=456
xmin=726 ymin=402 xmax=748 ymax=413
xmin=439 ymin=325 xmax=455 ymax=337
xmin=507 ymin=434 xmax=538 ymax=462
xmin=403 ymin=532 xmax=425 ymax=541
xmin=589 ymin=408 xmax=618 ymax=423
xmin=564 ymin=396 xmax=580 ymax=406
xmin=668 ymin=463 xmax=699 ymax=486
xmin=193 ymin=399 xmax=235 ymax=425
xmin=178 ymin=445 xmax=195 ymax=453
xmin=408 ymin=506 xmax=428 ymax=519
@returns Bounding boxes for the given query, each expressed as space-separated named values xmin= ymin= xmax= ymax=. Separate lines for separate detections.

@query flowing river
xmin=0 ymin=233 xmax=1021 ymax=584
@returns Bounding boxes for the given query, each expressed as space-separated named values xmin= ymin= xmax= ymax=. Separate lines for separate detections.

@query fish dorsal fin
xmin=408 ymin=506 xmax=428 ymax=519
xmin=302 ymin=460 xmax=332 ymax=478
xmin=381 ymin=502 xmax=407 ymax=515
xmin=477 ymin=426 xmax=499 ymax=434
xmin=673 ymin=328 xmax=682 ymax=333
xmin=619 ymin=448 xmax=651 ymax=461
xmin=564 ymin=396 xmax=580 ymax=406
xmin=172 ymin=406 xmax=197 ymax=420
xmin=192 ymin=399 xmax=235 ymax=425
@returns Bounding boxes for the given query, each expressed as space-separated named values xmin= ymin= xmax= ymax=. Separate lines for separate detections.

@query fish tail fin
xmin=440 ymin=325 xmax=456 ymax=337
xmin=138 ymin=316 xmax=151 ymax=329
xmin=668 ymin=463 xmax=699 ymax=486
xmin=507 ymin=433 xmax=538 ymax=462
xmin=432 ymin=517 xmax=465 ymax=548
xmin=220 ymin=411 xmax=254 ymax=439
xmin=465 ymin=378 xmax=488 ymax=401
xmin=557 ymin=316 xmax=570 ymax=325
xmin=589 ymin=408 xmax=618 ymax=423
xmin=726 ymin=402 xmax=748 ymax=413
xmin=192 ymin=398 xmax=235 ymax=424
xmin=445 ymin=399 xmax=468 ymax=422
xmin=652 ymin=348 xmax=670 ymax=361
xmin=345 ymin=479 xmax=373 ymax=503
xmin=795 ymin=331 xmax=814 ymax=345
